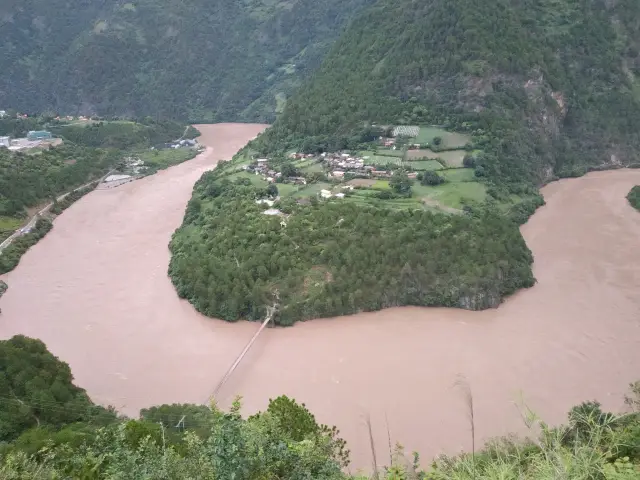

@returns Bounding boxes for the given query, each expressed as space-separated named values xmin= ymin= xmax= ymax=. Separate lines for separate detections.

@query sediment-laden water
xmin=1 ymin=124 xmax=639 ymax=469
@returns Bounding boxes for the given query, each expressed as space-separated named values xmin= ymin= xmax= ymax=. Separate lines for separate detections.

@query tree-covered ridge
xmin=0 ymin=336 xmax=639 ymax=478
xmin=169 ymin=172 xmax=534 ymax=326
xmin=253 ymin=0 xmax=640 ymax=187
xmin=0 ymin=145 xmax=118 ymax=220
xmin=628 ymin=186 xmax=640 ymax=211
xmin=0 ymin=336 xmax=117 ymax=443
xmin=0 ymin=0 xmax=375 ymax=122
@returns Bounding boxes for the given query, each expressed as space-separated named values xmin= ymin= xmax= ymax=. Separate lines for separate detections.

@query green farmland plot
xmin=406 ymin=160 xmax=443 ymax=170
xmin=412 ymin=127 xmax=471 ymax=149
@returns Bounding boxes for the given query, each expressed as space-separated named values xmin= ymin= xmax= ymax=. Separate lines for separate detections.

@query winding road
xmin=0 ymin=173 xmax=113 ymax=254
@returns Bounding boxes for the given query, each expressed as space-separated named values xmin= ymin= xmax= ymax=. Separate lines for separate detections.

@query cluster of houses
xmin=0 ymin=131 xmax=55 ymax=152
xmin=244 ymin=158 xmax=307 ymax=184
xmin=246 ymin=150 xmax=418 ymax=186
xmin=158 ymin=138 xmax=199 ymax=150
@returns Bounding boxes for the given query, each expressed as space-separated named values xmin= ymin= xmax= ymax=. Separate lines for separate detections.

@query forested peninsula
xmin=169 ymin=163 xmax=535 ymax=325
xmin=1 ymin=336 xmax=639 ymax=478
xmin=169 ymin=0 xmax=640 ymax=325
xmin=628 ymin=186 xmax=640 ymax=211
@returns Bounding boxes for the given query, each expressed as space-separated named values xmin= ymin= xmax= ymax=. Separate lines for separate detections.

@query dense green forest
xmin=170 ymin=0 xmax=640 ymax=324
xmin=169 ymin=173 xmax=535 ymax=325
xmin=0 ymin=0 xmax=375 ymax=122
xmin=0 ymin=336 xmax=638 ymax=478
xmin=0 ymin=218 xmax=52 ymax=275
xmin=253 ymin=0 xmax=640 ymax=187
xmin=628 ymin=186 xmax=640 ymax=211
xmin=0 ymin=145 xmax=118 ymax=221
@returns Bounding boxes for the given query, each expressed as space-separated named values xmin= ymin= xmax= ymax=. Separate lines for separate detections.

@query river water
xmin=1 ymin=123 xmax=639 ymax=470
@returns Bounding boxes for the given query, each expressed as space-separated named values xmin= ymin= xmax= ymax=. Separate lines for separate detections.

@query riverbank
xmin=0 ymin=124 xmax=639 ymax=470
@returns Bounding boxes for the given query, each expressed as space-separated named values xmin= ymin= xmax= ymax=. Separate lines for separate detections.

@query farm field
xmin=347 ymin=179 xmax=377 ymax=187
xmin=275 ymin=183 xmax=300 ymax=196
xmin=441 ymin=168 xmax=475 ymax=182
xmin=299 ymin=161 xmax=324 ymax=173
xmin=405 ymin=160 xmax=443 ymax=170
xmin=368 ymin=156 xmax=404 ymax=165
xmin=411 ymin=126 xmax=471 ymax=149
xmin=340 ymin=167 xmax=484 ymax=211
xmin=412 ymin=180 xmax=486 ymax=209
xmin=406 ymin=148 xmax=467 ymax=168
xmin=360 ymin=148 xmax=404 ymax=158
xmin=227 ymin=171 xmax=269 ymax=187
xmin=392 ymin=125 xmax=420 ymax=137
xmin=291 ymin=182 xmax=333 ymax=198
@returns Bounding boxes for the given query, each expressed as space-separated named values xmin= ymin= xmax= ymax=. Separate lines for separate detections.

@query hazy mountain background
xmin=0 ymin=0 xmax=375 ymax=122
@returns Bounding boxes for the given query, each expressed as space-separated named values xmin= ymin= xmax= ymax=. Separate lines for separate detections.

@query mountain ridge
xmin=253 ymin=0 xmax=640 ymax=186
xmin=0 ymin=0 xmax=375 ymax=122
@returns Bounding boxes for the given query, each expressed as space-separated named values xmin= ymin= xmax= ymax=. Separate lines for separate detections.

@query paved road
xmin=0 ymin=172 xmax=113 ymax=254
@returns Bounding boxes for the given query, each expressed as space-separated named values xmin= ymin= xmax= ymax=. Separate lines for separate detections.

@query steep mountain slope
xmin=0 ymin=0 xmax=374 ymax=121
xmin=255 ymin=0 xmax=640 ymax=184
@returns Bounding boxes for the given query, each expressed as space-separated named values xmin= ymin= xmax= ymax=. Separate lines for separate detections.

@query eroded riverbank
xmin=1 ymin=124 xmax=639 ymax=469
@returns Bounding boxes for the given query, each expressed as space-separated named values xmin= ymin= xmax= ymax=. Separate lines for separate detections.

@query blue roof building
xmin=27 ymin=131 xmax=52 ymax=141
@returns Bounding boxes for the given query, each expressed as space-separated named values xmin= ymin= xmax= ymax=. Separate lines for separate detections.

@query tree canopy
xmin=0 ymin=336 xmax=639 ymax=478
xmin=0 ymin=0 xmax=375 ymax=122
xmin=169 ymin=175 xmax=534 ymax=325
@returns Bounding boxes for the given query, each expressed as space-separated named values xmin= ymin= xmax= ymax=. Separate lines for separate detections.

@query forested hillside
xmin=1 ymin=336 xmax=639 ymax=478
xmin=254 ymin=0 xmax=640 ymax=185
xmin=0 ymin=0 xmax=374 ymax=122
xmin=169 ymin=174 xmax=535 ymax=325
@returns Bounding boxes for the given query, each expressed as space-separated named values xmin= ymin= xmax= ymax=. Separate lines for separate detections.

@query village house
xmin=263 ymin=208 xmax=282 ymax=216
xmin=372 ymin=170 xmax=392 ymax=178
xmin=27 ymin=130 xmax=52 ymax=141
xmin=320 ymin=189 xmax=332 ymax=199
xmin=288 ymin=176 xmax=307 ymax=185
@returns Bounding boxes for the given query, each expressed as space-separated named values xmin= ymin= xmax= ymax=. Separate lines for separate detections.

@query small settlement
xmin=244 ymin=135 xmax=422 ymax=194
xmin=237 ymin=125 xmax=479 ymax=214
xmin=0 ymin=130 xmax=57 ymax=152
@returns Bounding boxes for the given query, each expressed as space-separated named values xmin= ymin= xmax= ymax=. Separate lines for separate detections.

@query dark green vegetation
xmin=50 ymin=184 xmax=97 ymax=215
xmin=254 ymin=0 xmax=640 ymax=186
xmin=0 ymin=336 xmax=350 ymax=478
xmin=1 ymin=337 xmax=639 ymax=478
xmin=169 ymin=174 xmax=534 ymax=325
xmin=49 ymin=118 xmax=198 ymax=150
xmin=1 ymin=0 xmax=375 ymax=122
xmin=0 ymin=146 xmax=117 ymax=222
xmin=0 ymin=336 xmax=117 ymax=443
xmin=627 ymin=186 xmax=640 ymax=211
xmin=0 ymin=218 xmax=52 ymax=275
xmin=172 ymin=0 xmax=640 ymax=323
xmin=0 ymin=280 xmax=7 ymax=299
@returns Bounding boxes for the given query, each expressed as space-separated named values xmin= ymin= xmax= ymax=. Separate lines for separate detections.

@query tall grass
xmin=359 ymin=382 xmax=640 ymax=479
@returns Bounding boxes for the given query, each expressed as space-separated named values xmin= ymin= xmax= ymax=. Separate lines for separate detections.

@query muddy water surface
xmin=1 ymin=124 xmax=640 ymax=469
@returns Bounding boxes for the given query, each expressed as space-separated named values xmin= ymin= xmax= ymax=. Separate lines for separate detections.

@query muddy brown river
xmin=1 ymin=123 xmax=640 ymax=470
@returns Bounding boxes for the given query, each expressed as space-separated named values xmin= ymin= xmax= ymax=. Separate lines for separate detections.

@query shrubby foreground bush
xmin=0 ymin=336 xmax=639 ymax=478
